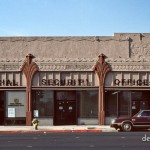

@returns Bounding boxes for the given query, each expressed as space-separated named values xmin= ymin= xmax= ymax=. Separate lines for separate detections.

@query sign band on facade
xmin=0 ymin=80 xmax=18 ymax=86
xmin=41 ymin=79 xmax=91 ymax=86
xmin=114 ymin=79 xmax=149 ymax=86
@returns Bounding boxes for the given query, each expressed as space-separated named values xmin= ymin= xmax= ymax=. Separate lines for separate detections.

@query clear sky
xmin=0 ymin=0 xmax=150 ymax=36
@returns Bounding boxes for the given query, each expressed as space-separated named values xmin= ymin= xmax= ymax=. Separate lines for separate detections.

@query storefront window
xmin=105 ymin=91 xmax=117 ymax=116
xmin=5 ymin=91 xmax=26 ymax=125
xmin=77 ymin=90 xmax=98 ymax=118
xmin=118 ymin=91 xmax=131 ymax=117
xmin=105 ymin=91 xmax=131 ymax=117
xmin=6 ymin=91 xmax=26 ymax=118
xmin=131 ymin=91 xmax=150 ymax=115
xmin=105 ymin=90 xmax=150 ymax=117
xmin=32 ymin=90 xmax=54 ymax=117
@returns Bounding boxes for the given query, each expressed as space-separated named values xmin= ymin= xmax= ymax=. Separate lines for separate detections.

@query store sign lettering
xmin=41 ymin=79 xmax=91 ymax=86
xmin=114 ymin=79 xmax=149 ymax=86
xmin=0 ymin=80 xmax=18 ymax=86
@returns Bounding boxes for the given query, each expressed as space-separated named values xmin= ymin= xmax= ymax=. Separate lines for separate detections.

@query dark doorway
xmin=0 ymin=91 xmax=5 ymax=125
xmin=54 ymin=91 xmax=77 ymax=125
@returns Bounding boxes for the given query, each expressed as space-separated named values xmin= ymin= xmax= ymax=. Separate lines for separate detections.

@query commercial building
xmin=0 ymin=33 xmax=150 ymax=126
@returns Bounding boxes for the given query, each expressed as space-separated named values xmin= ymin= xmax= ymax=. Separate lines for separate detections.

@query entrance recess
xmin=0 ymin=91 xmax=4 ymax=125
xmin=54 ymin=91 xmax=77 ymax=125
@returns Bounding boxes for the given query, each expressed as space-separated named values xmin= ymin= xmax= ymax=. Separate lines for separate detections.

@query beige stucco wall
xmin=114 ymin=33 xmax=150 ymax=59
xmin=1 ymin=33 xmax=150 ymax=60
xmin=1 ymin=33 xmax=150 ymax=73
xmin=0 ymin=35 xmax=129 ymax=59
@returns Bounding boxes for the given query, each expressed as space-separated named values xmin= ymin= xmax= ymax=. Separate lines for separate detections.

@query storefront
xmin=105 ymin=63 xmax=150 ymax=124
xmin=0 ymin=71 xmax=26 ymax=125
xmin=0 ymin=33 xmax=150 ymax=126
xmin=31 ymin=71 xmax=99 ymax=125
xmin=0 ymin=53 xmax=99 ymax=126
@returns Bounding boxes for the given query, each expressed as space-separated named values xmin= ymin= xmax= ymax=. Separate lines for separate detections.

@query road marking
xmin=27 ymin=145 xmax=33 ymax=148
xmin=89 ymin=145 xmax=95 ymax=148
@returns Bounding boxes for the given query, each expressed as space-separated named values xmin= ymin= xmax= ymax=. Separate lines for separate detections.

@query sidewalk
xmin=0 ymin=125 xmax=117 ymax=133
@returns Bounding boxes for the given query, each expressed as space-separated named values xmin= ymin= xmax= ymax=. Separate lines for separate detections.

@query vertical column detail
xmin=20 ymin=54 xmax=38 ymax=125
xmin=93 ymin=53 xmax=111 ymax=125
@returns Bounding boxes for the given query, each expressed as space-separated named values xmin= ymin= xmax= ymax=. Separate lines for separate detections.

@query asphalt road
xmin=0 ymin=132 xmax=150 ymax=150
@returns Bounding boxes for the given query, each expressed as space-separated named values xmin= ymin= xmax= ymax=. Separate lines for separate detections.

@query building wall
xmin=1 ymin=34 xmax=150 ymax=59
xmin=0 ymin=36 xmax=128 ymax=59
xmin=1 ymin=33 xmax=150 ymax=125
xmin=1 ymin=33 xmax=150 ymax=72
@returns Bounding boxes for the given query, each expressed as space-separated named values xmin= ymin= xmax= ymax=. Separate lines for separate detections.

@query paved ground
xmin=0 ymin=132 xmax=149 ymax=150
xmin=0 ymin=127 xmax=149 ymax=150
xmin=0 ymin=125 xmax=117 ymax=133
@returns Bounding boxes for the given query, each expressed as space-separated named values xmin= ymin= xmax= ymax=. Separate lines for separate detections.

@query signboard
xmin=34 ymin=110 xmax=39 ymax=117
xmin=8 ymin=108 xmax=15 ymax=117
xmin=105 ymin=72 xmax=150 ymax=87
xmin=32 ymin=72 xmax=97 ymax=87
xmin=0 ymin=72 xmax=25 ymax=86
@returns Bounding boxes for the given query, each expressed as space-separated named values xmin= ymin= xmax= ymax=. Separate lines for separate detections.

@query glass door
xmin=54 ymin=91 xmax=77 ymax=125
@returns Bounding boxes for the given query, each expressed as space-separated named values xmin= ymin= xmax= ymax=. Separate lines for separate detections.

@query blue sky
xmin=0 ymin=0 xmax=150 ymax=36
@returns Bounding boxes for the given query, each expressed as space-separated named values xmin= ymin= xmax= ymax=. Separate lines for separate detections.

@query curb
xmin=0 ymin=129 xmax=102 ymax=134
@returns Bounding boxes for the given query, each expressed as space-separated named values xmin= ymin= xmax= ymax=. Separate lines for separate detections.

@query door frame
xmin=54 ymin=90 xmax=77 ymax=125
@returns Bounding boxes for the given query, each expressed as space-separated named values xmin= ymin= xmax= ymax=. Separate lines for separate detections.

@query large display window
xmin=32 ymin=90 xmax=98 ymax=121
xmin=131 ymin=91 xmax=150 ymax=115
xmin=5 ymin=91 xmax=26 ymax=125
xmin=77 ymin=90 xmax=98 ymax=118
xmin=105 ymin=91 xmax=150 ymax=117
xmin=32 ymin=90 xmax=54 ymax=117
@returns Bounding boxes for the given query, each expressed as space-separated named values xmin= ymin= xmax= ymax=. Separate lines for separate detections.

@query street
xmin=0 ymin=132 xmax=150 ymax=150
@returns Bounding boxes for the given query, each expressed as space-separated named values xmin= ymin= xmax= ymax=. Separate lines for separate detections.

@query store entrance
xmin=54 ymin=91 xmax=77 ymax=125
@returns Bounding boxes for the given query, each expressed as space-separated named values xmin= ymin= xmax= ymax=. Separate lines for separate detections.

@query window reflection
xmin=6 ymin=91 xmax=26 ymax=117
xmin=32 ymin=91 xmax=54 ymax=117
xmin=105 ymin=91 xmax=150 ymax=117
xmin=77 ymin=90 xmax=98 ymax=118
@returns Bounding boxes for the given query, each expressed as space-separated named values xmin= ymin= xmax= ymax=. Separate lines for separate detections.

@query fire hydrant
xmin=32 ymin=118 xmax=39 ymax=130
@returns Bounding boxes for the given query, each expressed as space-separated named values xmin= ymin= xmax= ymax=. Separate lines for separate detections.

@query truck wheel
xmin=122 ymin=122 xmax=132 ymax=132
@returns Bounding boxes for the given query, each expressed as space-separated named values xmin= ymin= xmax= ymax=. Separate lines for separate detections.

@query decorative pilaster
xmin=21 ymin=54 xmax=38 ymax=126
xmin=93 ymin=53 xmax=111 ymax=125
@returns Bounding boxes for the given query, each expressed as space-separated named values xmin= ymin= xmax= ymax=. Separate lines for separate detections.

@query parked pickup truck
xmin=110 ymin=110 xmax=150 ymax=132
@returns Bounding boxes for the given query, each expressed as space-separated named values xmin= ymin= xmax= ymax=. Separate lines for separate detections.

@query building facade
xmin=0 ymin=33 xmax=150 ymax=126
